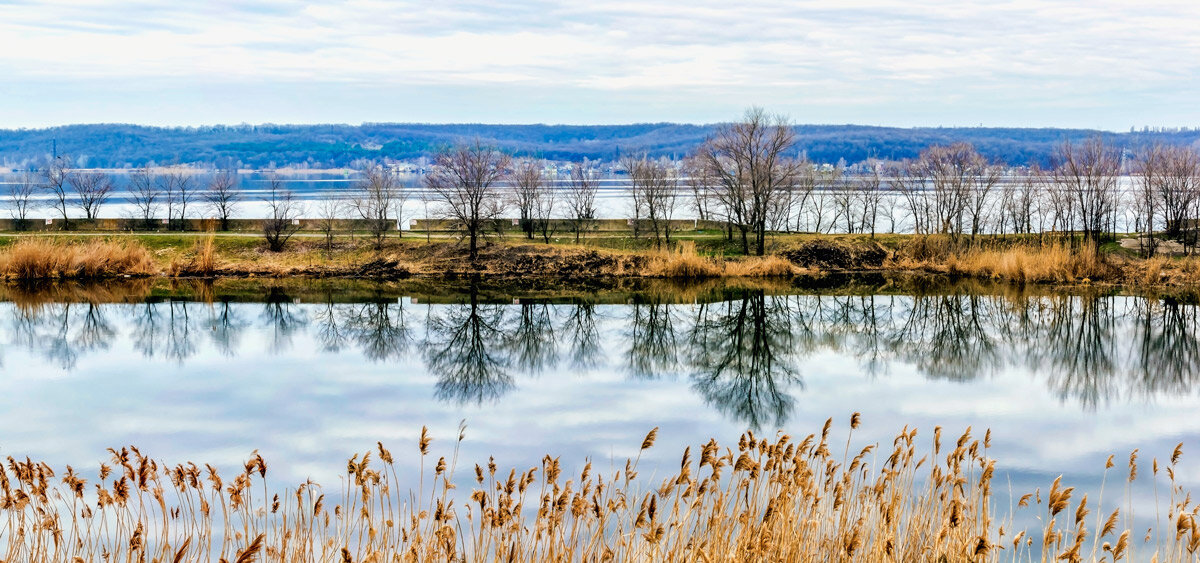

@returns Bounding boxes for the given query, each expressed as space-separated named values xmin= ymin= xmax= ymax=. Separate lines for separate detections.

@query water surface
xmin=1 ymin=279 xmax=1197 ymax=534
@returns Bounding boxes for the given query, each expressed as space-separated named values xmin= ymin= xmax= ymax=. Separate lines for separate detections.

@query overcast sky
xmin=0 ymin=0 xmax=1197 ymax=130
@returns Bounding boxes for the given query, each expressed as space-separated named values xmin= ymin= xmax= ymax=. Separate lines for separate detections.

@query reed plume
xmin=1 ymin=419 xmax=1196 ymax=561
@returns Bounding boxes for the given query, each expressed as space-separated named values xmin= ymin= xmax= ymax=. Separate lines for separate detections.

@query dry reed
xmin=645 ymin=241 xmax=722 ymax=279
xmin=895 ymin=239 xmax=1116 ymax=284
xmin=2 ymin=418 xmax=1196 ymax=562
xmin=169 ymin=234 xmax=220 ymax=276
xmin=645 ymin=242 xmax=795 ymax=279
xmin=723 ymin=255 xmax=797 ymax=277
xmin=0 ymin=238 xmax=155 ymax=280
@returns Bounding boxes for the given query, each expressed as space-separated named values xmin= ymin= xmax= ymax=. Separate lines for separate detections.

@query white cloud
xmin=0 ymin=0 xmax=1197 ymax=127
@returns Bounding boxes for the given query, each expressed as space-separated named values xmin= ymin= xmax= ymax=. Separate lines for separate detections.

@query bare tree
xmin=623 ymin=154 xmax=679 ymax=248
xmin=261 ymin=173 xmax=304 ymax=252
xmin=315 ymin=196 xmax=343 ymax=253
xmin=831 ymin=165 xmax=859 ymax=233
xmin=1052 ymin=137 xmax=1121 ymax=245
xmin=891 ymin=161 xmax=927 ymax=235
xmin=128 ymin=166 xmax=161 ymax=229
xmin=205 ymin=169 xmax=240 ymax=231
xmin=563 ymin=162 xmax=598 ymax=243
xmin=1153 ymin=144 xmax=1200 ymax=239
xmin=68 ymin=171 xmax=113 ymax=221
xmin=7 ymin=171 xmax=38 ymax=230
xmin=159 ymin=168 xmax=196 ymax=230
xmin=855 ymin=162 xmax=885 ymax=238
xmin=892 ymin=143 xmax=997 ymax=243
xmin=531 ymin=171 xmax=557 ymax=243
xmin=510 ymin=158 xmax=543 ymax=239
xmin=352 ymin=164 xmax=403 ymax=250
xmin=41 ymin=156 xmax=72 ymax=226
xmin=966 ymin=165 xmax=1002 ymax=242
xmin=683 ymin=156 xmax=715 ymax=223
xmin=424 ymin=142 xmax=511 ymax=261
xmin=695 ymin=107 xmax=803 ymax=255
xmin=925 ymin=143 xmax=994 ymax=240
xmin=808 ymin=167 xmax=839 ymax=234
xmin=1134 ymin=146 xmax=1163 ymax=256
xmin=622 ymin=156 xmax=645 ymax=239
xmin=998 ymin=166 xmax=1043 ymax=237
xmin=787 ymin=162 xmax=816 ymax=232
xmin=782 ymin=157 xmax=815 ymax=233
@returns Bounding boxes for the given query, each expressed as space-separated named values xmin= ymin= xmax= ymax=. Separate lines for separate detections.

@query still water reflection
xmin=2 ymin=281 xmax=1199 ymax=531
xmin=10 ymin=286 xmax=1200 ymax=414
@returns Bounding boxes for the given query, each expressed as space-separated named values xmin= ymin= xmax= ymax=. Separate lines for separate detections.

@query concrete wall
xmin=0 ymin=217 xmax=731 ymax=233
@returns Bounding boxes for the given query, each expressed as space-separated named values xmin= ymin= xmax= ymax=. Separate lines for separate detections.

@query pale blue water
xmin=0 ymin=281 xmax=1196 ymax=539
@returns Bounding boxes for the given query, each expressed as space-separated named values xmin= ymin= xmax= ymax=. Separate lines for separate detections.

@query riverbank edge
xmin=0 ymin=232 xmax=1195 ymax=292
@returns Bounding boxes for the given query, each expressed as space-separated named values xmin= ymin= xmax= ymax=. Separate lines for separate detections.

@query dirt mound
xmin=780 ymin=240 xmax=888 ymax=270
xmin=356 ymin=259 xmax=412 ymax=279
xmin=475 ymin=246 xmax=644 ymax=278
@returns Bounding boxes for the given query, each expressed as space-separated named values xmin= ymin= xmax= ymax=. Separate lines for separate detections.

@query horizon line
xmin=3 ymin=121 xmax=1188 ymax=134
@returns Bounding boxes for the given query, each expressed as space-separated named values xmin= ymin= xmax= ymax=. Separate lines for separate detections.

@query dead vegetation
xmin=888 ymin=238 xmax=1119 ymax=284
xmin=645 ymin=241 xmax=799 ymax=279
xmin=0 ymin=238 xmax=154 ymax=280
xmin=168 ymin=233 xmax=220 ymax=277
xmin=776 ymin=236 xmax=1138 ymax=286
xmin=1 ymin=419 xmax=1196 ymax=561
xmin=11 ymin=233 xmax=1200 ymax=287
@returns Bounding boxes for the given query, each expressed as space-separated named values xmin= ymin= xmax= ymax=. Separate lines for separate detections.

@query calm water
xmin=0 ymin=170 xmax=650 ymax=221
xmin=1 ymin=279 xmax=1198 ymax=533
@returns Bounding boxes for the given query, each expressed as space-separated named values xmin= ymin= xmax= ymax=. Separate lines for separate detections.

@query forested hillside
xmin=1 ymin=122 xmax=1197 ymax=169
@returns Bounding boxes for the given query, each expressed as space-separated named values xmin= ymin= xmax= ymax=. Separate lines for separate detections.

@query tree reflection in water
xmin=424 ymin=291 xmax=513 ymax=405
xmin=504 ymin=302 xmax=557 ymax=376
xmin=561 ymin=301 xmax=601 ymax=370
xmin=347 ymin=302 xmax=414 ymax=362
xmin=624 ymin=297 xmax=678 ymax=380
xmin=687 ymin=291 xmax=801 ymax=429
xmin=207 ymin=301 xmax=247 ymax=357
xmin=5 ymin=286 xmax=1200 ymax=426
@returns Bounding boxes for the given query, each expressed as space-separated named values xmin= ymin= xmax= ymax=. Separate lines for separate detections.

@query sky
xmin=0 ymin=0 xmax=1198 ymax=130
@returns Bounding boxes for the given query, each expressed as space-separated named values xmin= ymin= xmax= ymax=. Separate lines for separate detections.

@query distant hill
xmin=1 ymin=122 xmax=1198 ymax=170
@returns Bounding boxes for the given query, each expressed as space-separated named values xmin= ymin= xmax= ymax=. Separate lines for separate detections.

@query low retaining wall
xmin=0 ymin=217 xmax=731 ymax=233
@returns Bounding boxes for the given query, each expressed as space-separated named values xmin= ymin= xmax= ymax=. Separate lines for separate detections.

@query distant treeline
xmin=2 ymin=123 xmax=1199 ymax=169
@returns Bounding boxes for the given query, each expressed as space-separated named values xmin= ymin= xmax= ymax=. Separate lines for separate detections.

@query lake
xmin=1 ymin=277 xmax=1197 ymax=539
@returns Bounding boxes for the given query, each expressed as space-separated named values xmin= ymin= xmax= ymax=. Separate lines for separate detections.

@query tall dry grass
xmin=896 ymin=239 xmax=1116 ymax=284
xmin=169 ymin=234 xmax=220 ymax=276
xmin=645 ymin=242 xmax=795 ymax=279
xmin=2 ymin=419 xmax=1196 ymax=562
xmin=645 ymin=241 xmax=722 ymax=279
xmin=723 ymin=255 xmax=797 ymax=277
xmin=0 ymin=238 xmax=155 ymax=280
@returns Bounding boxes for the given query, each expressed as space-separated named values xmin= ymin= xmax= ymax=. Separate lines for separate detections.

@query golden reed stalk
xmin=1 ymin=418 xmax=1197 ymax=561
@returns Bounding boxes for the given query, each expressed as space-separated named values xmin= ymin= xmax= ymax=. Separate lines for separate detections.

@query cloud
xmin=0 ymin=0 xmax=1197 ymax=127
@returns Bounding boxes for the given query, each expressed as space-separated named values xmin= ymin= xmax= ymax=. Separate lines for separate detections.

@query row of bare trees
xmin=422 ymin=143 xmax=602 ymax=259
xmin=267 ymin=135 xmax=1195 ymax=258
xmin=1134 ymin=144 xmax=1200 ymax=255
xmin=123 ymin=165 xmax=243 ymax=231
xmin=624 ymin=154 xmax=679 ymax=247
xmin=8 ymin=119 xmax=1199 ymax=259
xmin=4 ymin=158 xmax=243 ymax=231
xmin=683 ymin=108 xmax=806 ymax=255
xmin=682 ymin=112 xmax=1200 ymax=255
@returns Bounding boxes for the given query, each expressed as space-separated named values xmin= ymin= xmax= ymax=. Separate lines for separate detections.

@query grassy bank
xmin=2 ymin=419 xmax=1195 ymax=561
xmin=0 ymin=234 xmax=801 ymax=281
xmin=0 ymin=231 xmax=1197 ymax=289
